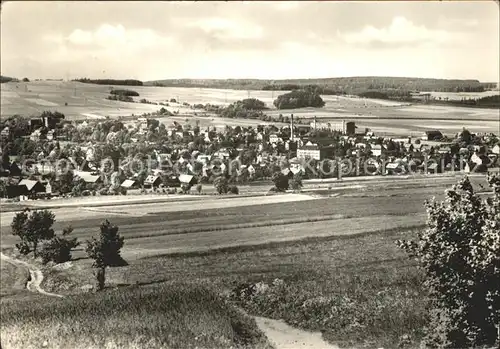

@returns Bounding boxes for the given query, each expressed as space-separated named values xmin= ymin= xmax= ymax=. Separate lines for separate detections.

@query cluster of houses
xmin=1 ymin=111 xmax=499 ymax=200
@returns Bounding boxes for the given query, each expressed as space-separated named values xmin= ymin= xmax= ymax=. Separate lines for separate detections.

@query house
xmin=269 ymin=133 xmax=281 ymax=144
xmin=470 ymin=152 xmax=490 ymax=166
xmin=213 ymin=149 xmax=231 ymax=160
xmin=179 ymin=174 xmax=197 ymax=186
xmin=120 ymin=179 xmax=138 ymax=189
xmin=385 ymin=162 xmax=406 ymax=175
xmin=370 ymin=145 xmax=382 ymax=157
xmin=18 ymin=179 xmax=46 ymax=196
xmin=0 ymin=127 xmax=10 ymax=140
xmin=281 ymin=168 xmax=293 ymax=178
xmin=492 ymin=144 xmax=500 ymax=155
xmin=163 ymin=175 xmax=181 ymax=187
xmin=144 ymin=175 xmax=162 ymax=188
xmin=296 ymin=143 xmax=335 ymax=161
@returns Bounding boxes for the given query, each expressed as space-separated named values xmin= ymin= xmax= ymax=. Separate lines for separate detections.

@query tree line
xmin=73 ymin=78 xmax=143 ymax=86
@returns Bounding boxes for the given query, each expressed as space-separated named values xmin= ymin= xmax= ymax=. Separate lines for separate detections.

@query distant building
xmin=296 ymin=142 xmax=335 ymax=161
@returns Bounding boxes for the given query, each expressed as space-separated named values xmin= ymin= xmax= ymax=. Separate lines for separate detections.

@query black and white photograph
xmin=0 ymin=1 xmax=499 ymax=348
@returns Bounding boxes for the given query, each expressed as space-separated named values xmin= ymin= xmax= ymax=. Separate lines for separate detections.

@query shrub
xmin=196 ymin=183 xmax=203 ymax=194
xmin=397 ymin=175 xmax=500 ymax=348
xmin=271 ymin=172 xmax=289 ymax=192
xmin=290 ymin=173 xmax=303 ymax=191
xmin=229 ymin=185 xmax=239 ymax=194
xmin=180 ymin=183 xmax=191 ymax=193
xmin=39 ymin=227 xmax=79 ymax=264
xmin=214 ymin=176 xmax=229 ymax=194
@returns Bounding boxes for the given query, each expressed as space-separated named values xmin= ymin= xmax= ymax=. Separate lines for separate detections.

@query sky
xmin=1 ymin=1 xmax=499 ymax=82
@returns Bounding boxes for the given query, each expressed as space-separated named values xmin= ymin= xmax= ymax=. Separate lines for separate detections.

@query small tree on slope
xmin=397 ymin=175 xmax=500 ymax=348
xmin=11 ymin=209 xmax=55 ymax=258
xmin=85 ymin=220 xmax=125 ymax=291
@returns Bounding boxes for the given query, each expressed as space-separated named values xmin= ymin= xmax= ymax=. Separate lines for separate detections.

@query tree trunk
xmin=95 ymin=267 xmax=106 ymax=291
xmin=33 ymin=241 xmax=38 ymax=258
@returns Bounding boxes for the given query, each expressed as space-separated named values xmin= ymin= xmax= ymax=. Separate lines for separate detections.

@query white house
xmin=492 ymin=144 xmax=500 ymax=155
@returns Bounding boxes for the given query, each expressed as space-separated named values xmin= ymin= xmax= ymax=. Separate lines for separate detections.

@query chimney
xmin=290 ymin=114 xmax=294 ymax=141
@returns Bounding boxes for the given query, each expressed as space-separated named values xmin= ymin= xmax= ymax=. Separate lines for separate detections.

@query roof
xmin=120 ymin=179 xmax=137 ymax=188
xmin=18 ymin=179 xmax=41 ymax=191
xmin=386 ymin=163 xmax=400 ymax=169
xmin=144 ymin=175 xmax=161 ymax=184
xmin=75 ymin=171 xmax=101 ymax=183
xmin=179 ymin=174 xmax=194 ymax=184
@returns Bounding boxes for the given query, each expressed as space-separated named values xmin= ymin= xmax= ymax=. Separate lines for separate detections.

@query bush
xmin=214 ymin=176 xmax=229 ymax=194
xmin=397 ymin=175 xmax=500 ymax=348
xmin=180 ymin=183 xmax=191 ymax=193
xmin=229 ymin=185 xmax=239 ymax=194
xmin=271 ymin=172 xmax=289 ymax=192
xmin=290 ymin=174 xmax=303 ymax=191
xmin=39 ymin=226 xmax=79 ymax=264
xmin=196 ymin=184 xmax=203 ymax=194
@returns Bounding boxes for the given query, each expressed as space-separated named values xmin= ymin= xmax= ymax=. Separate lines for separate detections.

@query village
xmin=1 ymin=107 xmax=499 ymax=200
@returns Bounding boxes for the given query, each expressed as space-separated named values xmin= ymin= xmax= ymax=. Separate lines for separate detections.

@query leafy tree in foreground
xmin=11 ymin=209 xmax=55 ymax=257
xmin=85 ymin=220 xmax=125 ymax=291
xmin=397 ymin=175 xmax=500 ymax=348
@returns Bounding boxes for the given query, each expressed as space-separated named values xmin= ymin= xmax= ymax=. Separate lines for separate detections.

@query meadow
xmin=0 ymin=283 xmax=272 ymax=349
xmin=38 ymin=227 xmax=427 ymax=349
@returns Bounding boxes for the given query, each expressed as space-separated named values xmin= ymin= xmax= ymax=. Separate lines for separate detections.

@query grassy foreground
xmin=0 ymin=283 xmax=273 ymax=349
xmin=38 ymin=227 xmax=428 ymax=348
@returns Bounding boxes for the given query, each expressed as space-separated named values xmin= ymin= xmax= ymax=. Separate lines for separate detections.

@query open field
xmin=0 ymin=258 xmax=30 ymax=298
xmin=2 ymin=81 xmax=498 ymax=135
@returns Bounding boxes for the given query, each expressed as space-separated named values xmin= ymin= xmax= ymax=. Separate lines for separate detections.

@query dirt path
xmin=0 ymin=252 xmax=64 ymax=298
xmin=254 ymin=316 xmax=340 ymax=349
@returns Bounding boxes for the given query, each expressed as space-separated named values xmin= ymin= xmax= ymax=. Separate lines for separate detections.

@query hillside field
xmin=1 ymin=81 xmax=498 ymax=136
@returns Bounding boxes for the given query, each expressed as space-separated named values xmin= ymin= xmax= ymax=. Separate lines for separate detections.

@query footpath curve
xmin=0 ymin=252 xmax=64 ymax=298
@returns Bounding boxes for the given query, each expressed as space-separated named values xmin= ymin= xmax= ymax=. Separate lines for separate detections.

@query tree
xmin=214 ymin=176 xmax=229 ymax=194
xmin=273 ymin=90 xmax=325 ymax=109
xmin=271 ymin=172 xmax=289 ymax=192
xmin=85 ymin=220 xmax=125 ymax=291
xmin=397 ymin=175 xmax=500 ymax=348
xmin=11 ymin=209 xmax=55 ymax=257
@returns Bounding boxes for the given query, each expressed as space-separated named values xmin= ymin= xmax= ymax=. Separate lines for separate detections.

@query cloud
xmin=338 ymin=16 xmax=454 ymax=47
xmin=63 ymin=24 xmax=173 ymax=48
xmin=186 ymin=17 xmax=264 ymax=40
xmin=273 ymin=2 xmax=301 ymax=11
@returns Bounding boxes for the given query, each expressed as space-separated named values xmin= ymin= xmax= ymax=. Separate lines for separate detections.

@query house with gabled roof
xmin=144 ymin=175 xmax=162 ymax=188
